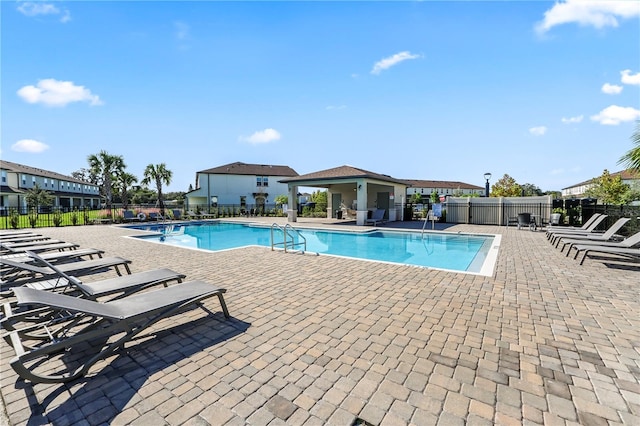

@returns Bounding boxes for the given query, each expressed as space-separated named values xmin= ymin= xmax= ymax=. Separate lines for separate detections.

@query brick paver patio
xmin=1 ymin=218 xmax=638 ymax=425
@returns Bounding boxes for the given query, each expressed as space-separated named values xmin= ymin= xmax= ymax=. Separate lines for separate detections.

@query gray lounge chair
xmin=365 ymin=209 xmax=386 ymax=226
xmin=1 ymin=255 xmax=132 ymax=283
xmin=565 ymin=231 xmax=640 ymax=258
xmin=572 ymin=244 xmax=640 ymax=265
xmin=1 ymin=248 xmax=104 ymax=264
xmin=553 ymin=218 xmax=630 ymax=249
xmin=1 ymin=239 xmax=65 ymax=251
xmin=4 ymin=281 xmax=229 ymax=383
xmin=0 ymin=242 xmax=80 ymax=254
xmin=0 ymin=235 xmax=50 ymax=243
xmin=546 ymin=214 xmax=607 ymax=241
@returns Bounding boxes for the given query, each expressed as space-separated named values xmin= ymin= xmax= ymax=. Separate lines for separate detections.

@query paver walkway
xmin=1 ymin=218 xmax=638 ymax=425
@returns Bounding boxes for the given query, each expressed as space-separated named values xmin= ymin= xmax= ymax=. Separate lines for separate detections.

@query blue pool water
xmin=127 ymin=222 xmax=498 ymax=275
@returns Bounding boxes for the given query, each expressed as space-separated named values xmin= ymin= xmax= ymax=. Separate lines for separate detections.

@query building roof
xmin=0 ymin=160 xmax=91 ymax=185
xmin=279 ymin=165 xmax=408 ymax=185
xmin=562 ymin=169 xmax=640 ymax=190
xmin=403 ymin=179 xmax=484 ymax=190
xmin=198 ymin=162 xmax=298 ymax=177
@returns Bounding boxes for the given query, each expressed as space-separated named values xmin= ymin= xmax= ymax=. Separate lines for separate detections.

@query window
xmin=1 ymin=171 xmax=6 ymax=183
xmin=21 ymin=175 xmax=26 ymax=185
xmin=44 ymin=178 xmax=48 ymax=187
xmin=256 ymin=176 xmax=262 ymax=187
xmin=262 ymin=177 xmax=269 ymax=187
xmin=240 ymin=196 xmax=246 ymax=208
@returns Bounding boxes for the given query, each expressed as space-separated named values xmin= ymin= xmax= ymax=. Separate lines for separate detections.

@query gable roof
xmin=403 ymin=179 xmax=484 ymax=190
xmin=0 ymin=160 xmax=91 ymax=185
xmin=198 ymin=162 xmax=298 ymax=177
xmin=279 ymin=165 xmax=408 ymax=185
xmin=562 ymin=169 xmax=640 ymax=190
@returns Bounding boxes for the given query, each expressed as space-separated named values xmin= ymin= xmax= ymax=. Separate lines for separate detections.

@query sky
xmin=2 ymin=0 xmax=639 ymax=194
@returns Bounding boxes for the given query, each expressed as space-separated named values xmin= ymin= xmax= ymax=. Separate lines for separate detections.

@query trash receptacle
xmin=335 ymin=210 xmax=342 ymax=219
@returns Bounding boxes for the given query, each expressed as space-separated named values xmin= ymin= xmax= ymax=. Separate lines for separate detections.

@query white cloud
xmin=601 ymin=83 xmax=623 ymax=94
xmin=590 ymin=105 xmax=640 ymax=125
xmin=535 ymin=0 xmax=640 ymax=34
xmin=529 ymin=126 xmax=547 ymax=136
xmin=17 ymin=79 xmax=103 ymax=107
xmin=371 ymin=51 xmax=421 ymax=75
xmin=12 ymin=139 xmax=50 ymax=153
xmin=17 ymin=1 xmax=71 ymax=23
xmin=621 ymin=69 xmax=640 ymax=85
xmin=561 ymin=115 xmax=584 ymax=124
xmin=240 ymin=128 xmax=282 ymax=145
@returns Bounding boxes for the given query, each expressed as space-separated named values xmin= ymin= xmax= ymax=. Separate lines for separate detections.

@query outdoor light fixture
xmin=484 ymin=173 xmax=492 ymax=197
xmin=358 ymin=184 xmax=362 ymax=190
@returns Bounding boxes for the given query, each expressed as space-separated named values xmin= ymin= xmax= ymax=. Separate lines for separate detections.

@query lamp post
xmin=484 ymin=173 xmax=492 ymax=197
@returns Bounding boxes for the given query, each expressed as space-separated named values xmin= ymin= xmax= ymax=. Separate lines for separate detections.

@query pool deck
xmin=1 ymin=217 xmax=639 ymax=425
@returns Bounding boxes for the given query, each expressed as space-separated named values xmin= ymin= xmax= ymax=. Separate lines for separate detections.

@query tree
xmin=70 ymin=168 xmax=96 ymax=184
xmin=618 ymin=120 xmax=640 ymax=173
xmin=25 ymin=184 xmax=54 ymax=211
xmin=430 ymin=191 xmax=439 ymax=204
xmin=141 ymin=163 xmax=173 ymax=215
xmin=585 ymin=169 xmax=631 ymax=205
xmin=521 ymin=183 xmax=543 ymax=197
xmin=310 ymin=190 xmax=328 ymax=213
xmin=274 ymin=194 xmax=288 ymax=207
xmin=116 ymin=171 xmax=138 ymax=210
xmin=88 ymin=151 xmax=125 ymax=214
xmin=410 ymin=192 xmax=423 ymax=204
xmin=491 ymin=174 xmax=522 ymax=197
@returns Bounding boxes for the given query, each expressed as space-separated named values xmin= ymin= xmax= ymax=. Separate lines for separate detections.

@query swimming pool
xmin=127 ymin=222 xmax=500 ymax=276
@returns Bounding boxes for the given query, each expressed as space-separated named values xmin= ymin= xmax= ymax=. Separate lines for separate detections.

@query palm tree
xmin=618 ymin=121 xmax=640 ymax=173
xmin=141 ymin=163 xmax=172 ymax=216
xmin=117 ymin=172 xmax=138 ymax=210
xmin=88 ymin=151 xmax=125 ymax=215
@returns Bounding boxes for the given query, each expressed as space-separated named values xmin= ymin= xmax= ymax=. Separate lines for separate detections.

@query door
xmin=332 ymin=193 xmax=342 ymax=218
xmin=377 ymin=192 xmax=389 ymax=219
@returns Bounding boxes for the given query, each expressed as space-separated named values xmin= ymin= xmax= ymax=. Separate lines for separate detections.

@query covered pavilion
xmin=279 ymin=165 xmax=409 ymax=226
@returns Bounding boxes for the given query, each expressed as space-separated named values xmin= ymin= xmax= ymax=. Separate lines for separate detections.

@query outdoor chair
xmin=1 ymin=254 xmax=132 ymax=283
xmin=1 ymin=239 xmax=66 ymax=252
xmin=122 ymin=210 xmax=140 ymax=222
xmin=172 ymin=209 xmax=183 ymax=220
xmin=365 ymin=209 xmax=386 ymax=226
xmin=0 ymin=252 xmax=185 ymax=303
xmin=552 ymin=217 xmax=630 ymax=249
xmin=0 ymin=242 xmax=80 ymax=254
xmin=564 ymin=230 xmax=640 ymax=259
xmin=3 ymin=281 xmax=229 ymax=383
xmin=571 ymin=244 xmax=640 ymax=265
xmin=1 ymin=248 xmax=104 ymax=264
xmin=546 ymin=213 xmax=606 ymax=240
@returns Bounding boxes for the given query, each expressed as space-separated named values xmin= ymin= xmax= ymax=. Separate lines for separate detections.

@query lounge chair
xmin=122 ymin=210 xmax=141 ymax=222
xmin=365 ymin=209 xmax=386 ymax=226
xmin=553 ymin=217 xmax=630 ymax=249
xmin=1 ymin=239 xmax=65 ymax=251
xmin=4 ymin=281 xmax=230 ymax=383
xmin=1 ymin=254 xmax=132 ymax=283
xmin=546 ymin=214 xmax=607 ymax=241
xmin=565 ymin=230 xmax=640 ymax=258
xmin=1 ymin=248 xmax=104 ymax=264
xmin=171 ymin=209 xmax=182 ymax=220
xmin=186 ymin=210 xmax=201 ymax=219
xmin=572 ymin=245 xmax=640 ymax=265
xmin=0 ymin=242 xmax=80 ymax=254
xmin=149 ymin=212 xmax=164 ymax=221
xmin=0 ymin=235 xmax=50 ymax=243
